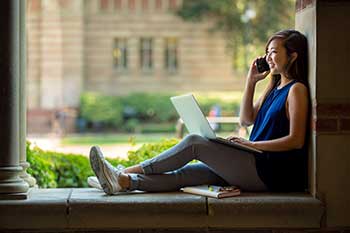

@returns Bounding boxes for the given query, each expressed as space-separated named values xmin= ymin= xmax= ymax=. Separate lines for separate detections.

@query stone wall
xmin=27 ymin=0 xmax=84 ymax=110
xmin=83 ymin=0 xmax=241 ymax=95
xmin=296 ymin=0 xmax=350 ymax=228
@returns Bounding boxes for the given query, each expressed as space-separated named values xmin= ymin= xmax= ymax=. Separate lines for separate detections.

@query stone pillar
xmin=296 ymin=0 xmax=350 ymax=228
xmin=19 ymin=0 xmax=36 ymax=187
xmin=295 ymin=0 xmax=317 ymax=197
xmin=0 ymin=0 xmax=29 ymax=199
xmin=61 ymin=0 xmax=85 ymax=108
xmin=40 ymin=0 xmax=64 ymax=109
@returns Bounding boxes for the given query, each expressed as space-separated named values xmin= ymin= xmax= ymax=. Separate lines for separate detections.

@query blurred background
xmin=26 ymin=0 xmax=295 ymax=159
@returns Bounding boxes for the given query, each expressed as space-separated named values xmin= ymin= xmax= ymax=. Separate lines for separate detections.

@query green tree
xmin=177 ymin=0 xmax=295 ymax=72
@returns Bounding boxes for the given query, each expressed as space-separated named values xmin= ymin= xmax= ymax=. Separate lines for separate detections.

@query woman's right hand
xmin=247 ymin=57 xmax=270 ymax=85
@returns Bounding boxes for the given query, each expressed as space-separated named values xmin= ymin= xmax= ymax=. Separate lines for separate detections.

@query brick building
xmin=26 ymin=0 xmax=244 ymax=133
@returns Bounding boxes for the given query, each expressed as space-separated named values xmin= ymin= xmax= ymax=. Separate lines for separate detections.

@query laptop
xmin=170 ymin=94 xmax=263 ymax=154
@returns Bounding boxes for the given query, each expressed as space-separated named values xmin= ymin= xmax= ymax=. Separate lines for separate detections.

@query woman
xmin=89 ymin=29 xmax=309 ymax=194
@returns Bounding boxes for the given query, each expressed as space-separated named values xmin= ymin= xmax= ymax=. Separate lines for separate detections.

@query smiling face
xmin=266 ymin=38 xmax=290 ymax=76
xmin=264 ymin=30 xmax=307 ymax=83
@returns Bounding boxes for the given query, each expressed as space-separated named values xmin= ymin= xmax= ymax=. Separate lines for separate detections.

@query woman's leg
xmin=133 ymin=134 xmax=267 ymax=191
xmin=90 ymin=134 xmax=267 ymax=194
xmin=128 ymin=162 xmax=228 ymax=192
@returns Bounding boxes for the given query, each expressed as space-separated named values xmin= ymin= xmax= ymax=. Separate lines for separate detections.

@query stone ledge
xmin=0 ymin=188 xmax=324 ymax=231
xmin=68 ymin=188 xmax=207 ymax=229
xmin=208 ymin=193 xmax=324 ymax=228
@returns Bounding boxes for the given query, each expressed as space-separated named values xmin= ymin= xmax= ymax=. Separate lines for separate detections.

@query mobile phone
xmin=256 ymin=57 xmax=270 ymax=73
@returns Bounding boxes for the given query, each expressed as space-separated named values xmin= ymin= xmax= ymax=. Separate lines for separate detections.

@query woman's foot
xmin=89 ymin=146 xmax=124 ymax=195
xmin=87 ymin=164 xmax=126 ymax=190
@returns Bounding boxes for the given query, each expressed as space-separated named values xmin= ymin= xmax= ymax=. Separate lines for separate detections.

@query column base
xmin=0 ymin=166 xmax=29 ymax=199
xmin=20 ymin=161 xmax=37 ymax=187
xmin=0 ymin=187 xmax=30 ymax=200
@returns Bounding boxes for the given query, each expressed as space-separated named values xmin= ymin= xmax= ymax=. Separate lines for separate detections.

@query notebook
xmin=170 ymin=94 xmax=263 ymax=154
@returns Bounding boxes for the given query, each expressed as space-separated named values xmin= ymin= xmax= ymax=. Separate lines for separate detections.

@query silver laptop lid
xmin=170 ymin=94 xmax=216 ymax=139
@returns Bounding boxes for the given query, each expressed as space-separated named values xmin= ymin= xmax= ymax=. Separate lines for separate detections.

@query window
xmin=128 ymin=0 xmax=135 ymax=11
xmin=100 ymin=0 xmax=109 ymax=10
xmin=169 ymin=0 xmax=177 ymax=10
xmin=114 ymin=0 xmax=122 ymax=10
xmin=142 ymin=0 xmax=149 ymax=11
xmin=155 ymin=0 xmax=162 ymax=10
xmin=113 ymin=38 xmax=128 ymax=71
xmin=165 ymin=37 xmax=179 ymax=73
xmin=140 ymin=38 xmax=153 ymax=72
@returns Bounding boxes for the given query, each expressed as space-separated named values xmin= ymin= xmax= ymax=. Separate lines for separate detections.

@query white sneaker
xmin=87 ymin=165 xmax=125 ymax=190
xmin=89 ymin=146 xmax=123 ymax=195
xmin=87 ymin=176 xmax=102 ymax=190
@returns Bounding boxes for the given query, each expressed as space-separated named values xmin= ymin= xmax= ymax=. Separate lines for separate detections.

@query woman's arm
xmin=235 ymin=83 xmax=309 ymax=151
xmin=239 ymin=79 xmax=258 ymax=126
xmin=240 ymin=58 xmax=271 ymax=126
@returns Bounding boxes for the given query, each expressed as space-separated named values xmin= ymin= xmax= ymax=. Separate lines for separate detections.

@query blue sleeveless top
xmin=249 ymin=80 xmax=308 ymax=192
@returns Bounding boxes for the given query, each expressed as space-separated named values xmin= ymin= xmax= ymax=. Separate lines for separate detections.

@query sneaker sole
xmin=89 ymin=146 xmax=114 ymax=195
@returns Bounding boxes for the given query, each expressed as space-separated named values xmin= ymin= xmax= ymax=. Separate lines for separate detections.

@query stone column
xmin=40 ymin=0 xmax=64 ymax=109
xmin=0 ymin=0 xmax=29 ymax=199
xmin=19 ymin=0 xmax=36 ymax=187
xmin=296 ymin=0 xmax=350 ymax=228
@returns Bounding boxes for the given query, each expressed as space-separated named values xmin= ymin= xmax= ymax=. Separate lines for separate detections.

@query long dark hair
xmin=265 ymin=29 xmax=309 ymax=89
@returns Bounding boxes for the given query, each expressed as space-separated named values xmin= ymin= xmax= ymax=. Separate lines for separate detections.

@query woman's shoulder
xmin=289 ymin=81 xmax=308 ymax=95
xmin=287 ymin=81 xmax=309 ymax=104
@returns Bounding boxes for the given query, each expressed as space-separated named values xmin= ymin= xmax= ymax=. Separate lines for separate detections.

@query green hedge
xmin=27 ymin=139 xmax=178 ymax=188
xmin=80 ymin=92 xmax=123 ymax=127
xmin=79 ymin=92 xmax=240 ymax=132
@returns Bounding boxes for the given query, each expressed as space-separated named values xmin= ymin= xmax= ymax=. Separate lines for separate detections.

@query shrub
xmin=80 ymin=92 xmax=123 ymax=128
xmin=27 ymin=138 xmax=179 ymax=188
xmin=196 ymin=96 xmax=240 ymax=116
xmin=122 ymin=118 xmax=141 ymax=133
xmin=121 ymin=138 xmax=179 ymax=167
xmin=27 ymin=142 xmax=57 ymax=188
xmin=140 ymin=123 xmax=176 ymax=133
xmin=79 ymin=92 xmax=241 ymax=132
xmin=121 ymin=93 xmax=178 ymax=122
xmin=27 ymin=142 xmax=94 ymax=188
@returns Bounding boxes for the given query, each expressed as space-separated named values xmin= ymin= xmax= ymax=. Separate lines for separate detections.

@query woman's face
xmin=266 ymin=38 xmax=289 ymax=75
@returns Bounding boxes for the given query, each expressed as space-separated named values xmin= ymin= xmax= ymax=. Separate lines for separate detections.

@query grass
xmin=61 ymin=133 xmax=177 ymax=146
xmin=61 ymin=129 xmax=242 ymax=146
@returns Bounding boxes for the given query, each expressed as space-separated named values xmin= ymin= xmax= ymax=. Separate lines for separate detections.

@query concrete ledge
xmin=0 ymin=188 xmax=71 ymax=229
xmin=69 ymin=188 xmax=207 ymax=229
xmin=0 ymin=188 xmax=324 ymax=231
xmin=208 ymin=193 xmax=324 ymax=228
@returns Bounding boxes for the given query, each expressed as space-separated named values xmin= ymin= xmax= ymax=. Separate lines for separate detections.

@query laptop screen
xmin=170 ymin=94 xmax=216 ymax=139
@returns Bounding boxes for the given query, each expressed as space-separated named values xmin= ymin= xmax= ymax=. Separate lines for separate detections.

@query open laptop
xmin=170 ymin=94 xmax=263 ymax=154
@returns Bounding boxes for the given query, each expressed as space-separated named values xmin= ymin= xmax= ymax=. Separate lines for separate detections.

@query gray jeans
xmin=128 ymin=134 xmax=268 ymax=192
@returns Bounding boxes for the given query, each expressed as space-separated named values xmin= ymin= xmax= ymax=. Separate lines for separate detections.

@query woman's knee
xmin=183 ymin=134 xmax=206 ymax=144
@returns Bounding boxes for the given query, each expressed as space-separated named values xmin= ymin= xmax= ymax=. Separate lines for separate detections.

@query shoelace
xmin=115 ymin=164 xmax=125 ymax=171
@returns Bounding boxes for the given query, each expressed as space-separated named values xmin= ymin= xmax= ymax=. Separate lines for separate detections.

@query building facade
xmin=26 ymin=0 xmax=244 ymax=133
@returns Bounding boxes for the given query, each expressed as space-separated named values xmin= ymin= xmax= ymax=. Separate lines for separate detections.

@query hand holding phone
xmin=256 ymin=56 xmax=270 ymax=73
